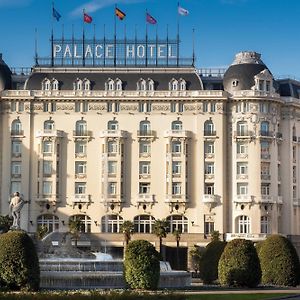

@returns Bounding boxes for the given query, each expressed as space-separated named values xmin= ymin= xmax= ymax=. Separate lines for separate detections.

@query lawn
xmin=186 ymin=294 xmax=294 ymax=300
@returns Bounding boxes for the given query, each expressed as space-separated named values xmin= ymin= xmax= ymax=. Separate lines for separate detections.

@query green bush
xmin=200 ymin=240 xmax=226 ymax=284
xmin=258 ymin=235 xmax=300 ymax=286
xmin=124 ymin=240 xmax=160 ymax=290
xmin=218 ymin=239 xmax=261 ymax=287
xmin=0 ymin=230 xmax=40 ymax=291
xmin=0 ymin=215 xmax=12 ymax=233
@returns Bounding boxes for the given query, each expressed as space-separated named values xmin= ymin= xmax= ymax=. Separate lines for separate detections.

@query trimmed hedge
xmin=199 ymin=240 xmax=226 ymax=284
xmin=258 ymin=235 xmax=300 ymax=286
xmin=0 ymin=231 xmax=40 ymax=291
xmin=124 ymin=240 xmax=160 ymax=290
xmin=218 ymin=239 xmax=261 ymax=287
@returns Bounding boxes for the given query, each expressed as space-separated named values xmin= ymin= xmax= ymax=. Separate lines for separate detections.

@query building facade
xmin=1 ymin=49 xmax=300 ymax=267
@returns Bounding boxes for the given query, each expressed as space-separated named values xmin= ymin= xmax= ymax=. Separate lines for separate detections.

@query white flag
xmin=178 ymin=5 xmax=189 ymax=16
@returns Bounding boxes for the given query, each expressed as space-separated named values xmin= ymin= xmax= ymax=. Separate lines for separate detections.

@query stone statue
xmin=9 ymin=192 xmax=27 ymax=230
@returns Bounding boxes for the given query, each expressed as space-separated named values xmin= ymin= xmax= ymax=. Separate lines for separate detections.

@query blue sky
xmin=0 ymin=0 xmax=300 ymax=78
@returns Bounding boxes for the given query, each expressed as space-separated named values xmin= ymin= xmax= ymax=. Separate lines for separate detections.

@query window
xmin=171 ymin=121 xmax=182 ymax=130
xmin=75 ymin=161 xmax=87 ymax=175
xmin=205 ymin=162 xmax=214 ymax=174
xmin=108 ymin=161 xmax=117 ymax=174
xmin=259 ymin=102 xmax=269 ymax=113
xmin=108 ymin=182 xmax=117 ymax=195
xmin=261 ymin=162 xmax=270 ymax=175
xmin=75 ymin=141 xmax=87 ymax=156
xmin=115 ymin=79 xmax=122 ymax=91
xmin=11 ymin=102 xmax=16 ymax=112
xmin=12 ymin=141 xmax=22 ymax=157
xmin=75 ymin=182 xmax=86 ymax=194
xmin=69 ymin=215 xmax=91 ymax=233
xmin=179 ymin=79 xmax=186 ymax=91
xmin=101 ymin=215 xmax=123 ymax=233
xmin=83 ymin=79 xmax=90 ymax=91
xmin=44 ymin=120 xmax=54 ymax=131
xmin=37 ymin=214 xmax=59 ymax=232
xmin=204 ymin=120 xmax=214 ymax=135
xmin=237 ymin=162 xmax=248 ymax=175
xmin=172 ymin=141 xmax=182 ymax=153
xmin=261 ymin=184 xmax=270 ymax=195
xmin=237 ymin=121 xmax=248 ymax=136
xmin=260 ymin=121 xmax=269 ymax=135
xmin=43 ymin=161 xmax=52 ymax=176
xmin=204 ymin=141 xmax=214 ymax=154
xmin=261 ymin=216 xmax=270 ymax=234
xmin=171 ymin=102 xmax=176 ymax=112
xmin=236 ymin=102 xmax=250 ymax=113
xmin=203 ymin=102 xmax=208 ymax=112
xmin=139 ymin=120 xmax=151 ymax=133
xmin=139 ymin=182 xmax=150 ymax=194
xmin=139 ymin=141 xmax=151 ymax=155
xmin=237 ymin=142 xmax=248 ymax=155
xmin=134 ymin=215 xmax=155 ymax=233
xmin=148 ymin=79 xmax=154 ymax=91
xmin=11 ymin=119 xmax=22 ymax=135
xmin=18 ymin=102 xmax=24 ymax=112
xmin=172 ymin=182 xmax=181 ymax=195
xmin=42 ymin=78 xmax=51 ymax=91
xmin=11 ymin=181 xmax=21 ymax=194
xmin=108 ymin=120 xmax=118 ymax=130
xmin=106 ymin=79 xmax=114 ymax=91
xmin=237 ymin=215 xmax=250 ymax=234
xmin=172 ymin=161 xmax=181 ymax=174
xmin=205 ymin=184 xmax=214 ymax=195
xmin=178 ymin=103 xmax=184 ymax=112
xmin=107 ymin=141 xmax=118 ymax=154
xmin=261 ymin=141 xmax=270 ymax=158
xmin=232 ymin=80 xmax=239 ymax=87
xmin=75 ymin=120 xmax=87 ymax=136
xmin=139 ymin=162 xmax=150 ymax=175
xmin=11 ymin=162 xmax=21 ymax=176
xmin=74 ymin=79 xmax=82 ymax=91
xmin=43 ymin=141 xmax=53 ymax=154
xmin=166 ymin=215 xmax=188 ymax=233
xmin=204 ymin=215 xmax=215 ymax=235
xmin=138 ymin=102 xmax=144 ymax=112
xmin=43 ymin=181 xmax=52 ymax=195
xmin=170 ymin=79 xmax=178 ymax=91
xmin=237 ymin=183 xmax=248 ymax=195
xmin=107 ymin=102 xmax=113 ymax=112
xmin=52 ymin=79 xmax=59 ymax=90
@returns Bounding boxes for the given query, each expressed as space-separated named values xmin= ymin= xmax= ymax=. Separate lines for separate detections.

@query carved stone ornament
xmin=152 ymin=104 xmax=170 ymax=111
xmin=216 ymin=103 xmax=223 ymax=112
xmin=33 ymin=104 xmax=43 ymax=111
xmin=120 ymin=104 xmax=138 ymax=111
xmin=184 ymin=104 xmax=196 ymax=111
xmin=88 ymin=104 xmax=107 ymax=111
xmin=56 ymin=104 xmax=75 ymax=111
xmin=25 ymin=104 xmax=30 ymax=111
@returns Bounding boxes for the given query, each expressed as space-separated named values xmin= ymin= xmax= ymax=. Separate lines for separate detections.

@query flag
xmin=52 ymin=7 xmax=61 ymax=21
xmin=115 ymin=7 xmax=126 ymax=20
xmin=146 ymin=12 xmax=157 ymax=24
xmin=84 ymin=12 xmax=93 ymax=23
xmin=178 ymin=5 xmax=189 ymax=16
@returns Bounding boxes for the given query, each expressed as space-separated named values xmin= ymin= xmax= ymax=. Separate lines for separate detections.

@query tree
xmin=36 ymin=225 xmax=48 ymax=240
xmin=124 ymin=240 xmax=160 ymax=289
xmin=152 ymin=219 xmax=169 ymax=260
xmin=258 ymin=235 xmax=300 ymax=286
xmin=190 ymin=246 xmax=205 ymax=274
xmin=0 ymin=215 xmax=13 ymax=233
xmin=68 ymin=218 xmax=82 ymax=247
xmin=211 ymin=230 xmax=220 ymax=242
xmin=218 ymin=239 xmax=261 ymax=288
xmin=173 ymin=229 xmax=181 ymax=270
xmin=120 ymin=220 xmax=134 ymax=258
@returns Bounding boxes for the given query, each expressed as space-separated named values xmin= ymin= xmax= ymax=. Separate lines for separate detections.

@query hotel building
xmin=0 ymin=44 xmax=300 ymax=268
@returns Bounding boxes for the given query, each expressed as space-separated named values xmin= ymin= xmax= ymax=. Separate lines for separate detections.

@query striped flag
xmin=115 ymin=7 xmax=126 ymax=20
xmin=178 ymin=5 xmax=189 ymax=16
xmin=146 ymin=12 xmax=157 ymax=24
xmin=83 ymin=12 xmax=93 ymax=23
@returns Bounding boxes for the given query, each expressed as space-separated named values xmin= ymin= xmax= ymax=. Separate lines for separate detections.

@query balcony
xmin=234 ymin=195 xmax=254 ymax=204
xmin=234 ymin=130 xmax=254 ymax=138
xmin=205 ymin=174 xmax=215 ymax=180
xmin=36 ymin=129 xmax=63 ymax=138
xmin=261 ymin=174 xmax=271 ymax=181
xmin=202 ymin=194 xmax=218 ymax=203
xmin=73 ymin=130 xmax=93 ymax=138
xmin=11 ymin=130 xmax=24 ymax=137
xmin=276 ymin=132 xmax=283 ymax=139
xmin=35 ymin=194 xmax=59 ymax=203
xmin=139 ymin=174 xmax=151 ymax=179
xmin=261 ymin=153 xmax=271 ymax=160
xmin=259 ymin=131 xmax=273 ymax=138
xmin=164 ymin=130 xmax=189 ymax=138
xmin=259 ymin=195 xmax=275 ymax=204
xmin=137 ymin=194 xmax=154 ymax=203
xmin=236 ymin=174 xmax=248 ymax=180
xmin=100 ymin=130 xmax=126 ymax=138
xmin=137 ymin=130 xmax=156 ymax=138
xmin=203 ymin=130 xmax=216 ymax=137
xmin=293 ymin=136 xmax=297 ymax=142
xmin=165 ymin=194 xmax=188 ymax=203
xmin=236 ymin=153 xmax=248 ymax=159
xmin=72 ymin=194 xmax=90 ymax=203
xmin=205 ymin=153 xmax=215 ymax=159
xmin=75 ymin=173 xmax=87 ymax=179
xmin=105 ymin=194 xmax=122 ymax=203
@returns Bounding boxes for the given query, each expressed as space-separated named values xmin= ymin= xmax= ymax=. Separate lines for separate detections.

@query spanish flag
xmin=115 ymin=7 xmax=126 ymax=20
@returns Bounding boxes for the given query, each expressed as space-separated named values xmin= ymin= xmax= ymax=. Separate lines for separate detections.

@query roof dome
xmin=0 ymin=54 xmax=12 ymax=91
xmin=223 ymin=51 xmax=271 ymax=93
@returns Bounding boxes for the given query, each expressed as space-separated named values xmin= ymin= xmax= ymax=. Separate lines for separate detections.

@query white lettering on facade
xmin=126 ymin=45 xmax=135 ymax=58
xmin=53 ymin=44 xmax=62 ymax=57
xmin=105 ymin=45 xmax=114 ymax=58
xmin=63 ymin=45 xmax=72 ymax=58
xmin=148 ymin=45 xmax=155 ymax=58
xmin=74 ymin=45 xmax=81 ymax=58
xmin=158 ymin=45 xmax=167 ymax=58
xmin=95 ymin=45 xmax=103 ymax=58
xmin=85 ymin=45 xmax=93 ymax=58
xmin=137 ymin=45 xmax=145 ymax=58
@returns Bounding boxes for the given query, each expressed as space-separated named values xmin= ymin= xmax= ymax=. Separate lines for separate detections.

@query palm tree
xmin=68 ymin=218 xmax=82 ymax=247
xmin=152 ymin=219 xmax=169 ymax=260
xmin=120 ymin=220 xmax=134 ymax=246
xmin=173 ymin=229 xmax=181 ymax=269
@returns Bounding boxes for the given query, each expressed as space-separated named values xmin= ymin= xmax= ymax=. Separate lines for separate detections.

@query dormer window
xmin=169 ymin=79 xmax=178 ymax=91
xmin=42 ymin=78 xmax=51 ymax=91
xmin=74 ymin=78 xmax=82 ymax=91
xmin=179 ymin=79 xmax=186 ymax=91
xmin=253 ymin=69 xmax=274 ymax=93
xmin=137 ymin=79 xmax=146 ymax=91
xmin=52 ymin=79 xmax=59 ymax=91
xmin=106 ymin=79 xmax=114 ymax=91
xmin=83 ymin=79 xmax=91 ymax=91
xmin=148 ymin=79 xmax=154 ymax=91
xmin=115 ymin=79 xmax=122 ymax=91
xmin=232 ymin=80 xmax=239 ymax=87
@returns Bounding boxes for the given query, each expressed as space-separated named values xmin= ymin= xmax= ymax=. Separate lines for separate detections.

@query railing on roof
xmin=198 ymin=68 xmax=227 ymax=77
xmin=11 ymin=67 xmax=32 ymax=76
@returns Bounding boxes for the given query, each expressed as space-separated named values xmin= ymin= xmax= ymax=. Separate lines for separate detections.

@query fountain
xmin=38 ymin=233 xmax=191 ymax=289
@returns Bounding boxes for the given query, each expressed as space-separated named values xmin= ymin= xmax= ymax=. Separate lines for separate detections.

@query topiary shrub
xmin=0 ymin=230 xmax=40 ymax=291
xmin=199 ymin=240 xmax=226 ymax=284
xmin=124 ymin=239 xmax=160 ymax=290
xmin=218 ymin=239 xmax=261 ymax=287
xmin=258 ymin=235 xmax=300 ymax=286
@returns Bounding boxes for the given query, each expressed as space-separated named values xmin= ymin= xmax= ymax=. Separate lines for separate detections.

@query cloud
xmin=0 ymin=0 xmax=31 ymax=7
xmin=71 ymin=0 xmax=149 ymax=17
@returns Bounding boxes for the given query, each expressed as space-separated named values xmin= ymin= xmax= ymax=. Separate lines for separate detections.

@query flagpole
xmin=145 ymin=9 xmax=148 ymax=67
xmin=93 ymin=24 xmax=96 ymax=66
xmin=177 ymin=2 xmax=180 ymax=67
xmin=155 ymin=25 xmax=158 ymax=67
xmin=35 ymin=28 xmax=39 ymax=66
xmin=192 ymin=28 xmax=195 ymax=66
xmin=124 ymin=23 xmax=127 ymax=66
xmin=104 ymin=24 xmax=106 ymax=67
xmin=61 ymin=23 xmax=64 ymax=66
xmin=51 ymin=1 xmax=54 ymax=67
xmin=167 ymin=24 xmax=169 ymax=67
xmin=72 ymin=24 xmax=74 ymax=66
xmin=114 ymin=4 xmax=117 ymax=67
xmin=83 ymin=9 xmax=86 ymax=67
xmin=135 ymin=24 xmax=137 ymax=67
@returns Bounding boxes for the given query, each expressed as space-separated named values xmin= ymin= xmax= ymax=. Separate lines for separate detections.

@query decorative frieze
xmin=56 ymin=103 xmax=75 ymax=111
xmin=88 ymin=103 xmax=107 ymax=111
xmin=120 ymin=104 xmax=138 ymax=112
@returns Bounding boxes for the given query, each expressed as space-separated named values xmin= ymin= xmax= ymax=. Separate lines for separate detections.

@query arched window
xmin=179 ymin=78 xmax=186 ymax=91
xmin=171 ymin=120 xmax=182 ymax=131
xmin=101 ymin=215 xmax=123 ymax=233
xmin=44 ymin=120 xmax=55 ymax=131
xmin=37 ymin=214 xmax=59 ymax=233
xmin=42 ymin=78 xmax=51 ymax=91
xmin=139 ymin=120 xmax=151 ymax=134
xmin=260 ymin=121 xmax=269 ymax=136
xmin=204 ymin=120 xmax=215 ymax=135
xmin=169 ymin=79 xmax=178 ymax=91
xmin=106 ymin=79 xmax=114 ymax=91
xmin=51 ymin=79 xmax=59 ymax=91
xmin=115 ymin=78 xmax=122 ymax=91
xmin=11 ymin=119 xmax=22 ymax=135
xmin=166 ymin=215 xmax=188 ymax=233
xmin=108 ymin=120 xmax=118 ymax=130
xmin=148 ymin=79 xmax=154 ymax=91
xmin=260 ymin=216 xmax=270 ymax=234
xmin=236 ymin=121 xmax=248 ymax=136
xmin=134 ymin=215 xmax=155 ymax=233
xmin=73 ymin=78 xmax=82 ymax=91
xmin=75 ymin=120 xmax=87 ymax=136
xmin=137 ymin=79 xmax=146 ymax=91
xmin=83 ymin=79 xmax=91 ymax=91
xmin=236 ymin=215 xmax=250 ymax=234
xmin=69 ymin=214 xmax=91 ymax=233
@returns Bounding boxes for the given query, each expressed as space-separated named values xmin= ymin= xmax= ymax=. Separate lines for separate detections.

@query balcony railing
xmin=35 ymin=194 xmax=59 ymax=203
xmin=11 ymin=130 xmax=24 ymax=136
xmin=205 ymin=153 xmax=215 ymax=159
xmin=225 ymin=233 xmax=269 ymax=241
xmin=73 ymin=194 xmax=90 ymax=203
xmin=234 ymin=130 xmax=254 ymax=138
xmin=259 ymin=131 xmax=273 ymax=137
xmin=36 ymin=129 xmax=63 ymax=138
xmin=259 ymin=195 xmax=275 ymax=203
xmin=137 ymin=130 xmax=156 ymax=137
xmin=203 ymin=130 xmax=216 ymax=137
xmin=73 ymin=130 xmax=92 ymax=137
xmin=293 ymin=136 xmax=297 ymax=142
xmin=137 ymin=194 xmax=154 ymax=203
xmin=234 ymin=195 xmax=254 ymax=203
xmin=261 ymin=174 xmax=271 ymax=181
xmin=164 ymin=130 xmax=188 ymax=138
xmin=202 ymin=194 xmax=218 ymax=203
xmin=261 ymin=153 xmax=271 ymax=159
xmin=165 ymin=194 xmax=188 ymax=202
xmin=100 ymin=130 xmax=126 ymax=138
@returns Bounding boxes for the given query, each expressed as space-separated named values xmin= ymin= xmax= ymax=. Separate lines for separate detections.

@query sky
xmin=0 ymin=0 xmax=300 ymax=78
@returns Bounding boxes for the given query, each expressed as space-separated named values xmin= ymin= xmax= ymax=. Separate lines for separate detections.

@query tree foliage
xmin=200 ymin=240 xmax=226 ymax=284
xmin=120 ymin=220 xmax=134 ymax=245
xmin=152 ymin=219 xmax=169 ymax=258
xmin=68 ymin=218 xmax=82 ymax=247
xmin=258 ymin=235 xmax=300 ymax=286
xmin=0 ymin=215 xmax=13 ymax=233
xmin=124 ymin=240 xmax=160 ymax=290
xmin=218 ymin=239 xmax=261 ymax=287
xmin=0 ymin=230 xmax=40 ymax=291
